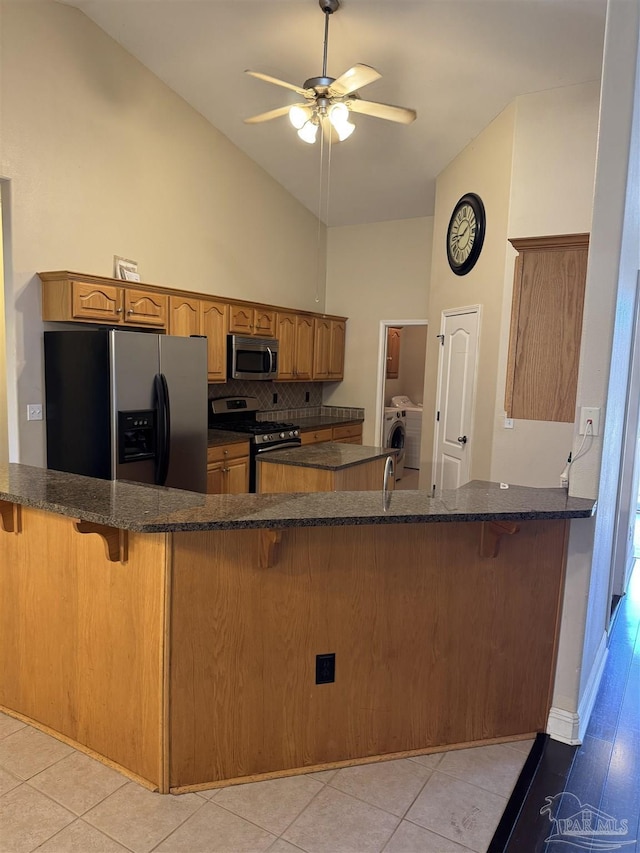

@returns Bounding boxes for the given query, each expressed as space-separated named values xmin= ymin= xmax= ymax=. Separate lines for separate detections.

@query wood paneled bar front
xmin=0 ymin=466 xmax=594 ymax=794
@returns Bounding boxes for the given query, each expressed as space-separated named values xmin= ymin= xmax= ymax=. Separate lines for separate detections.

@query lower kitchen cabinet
xmin=301 ymin=423 xmax=363 ymax=446
xmin=206 ymin=442 xmax=250 ymax=495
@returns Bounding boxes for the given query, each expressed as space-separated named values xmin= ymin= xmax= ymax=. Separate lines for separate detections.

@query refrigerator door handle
xmin=153 ymin=373 xmax=171 ymax=485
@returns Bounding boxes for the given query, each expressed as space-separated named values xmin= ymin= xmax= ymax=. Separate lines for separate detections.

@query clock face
xmin=446 ymin=193 xmax=486 ymax=275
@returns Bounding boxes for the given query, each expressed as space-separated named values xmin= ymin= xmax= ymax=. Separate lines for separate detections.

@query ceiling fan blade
xmin=347 ymin=98 xmax=417 ymax=125
xmin=329 ymin=64 xmax=382 ymax=97
xmin=244 ymin=105 xmax=299 ymax=124
xmin=245 ymin=70 xmax=311 ymax=97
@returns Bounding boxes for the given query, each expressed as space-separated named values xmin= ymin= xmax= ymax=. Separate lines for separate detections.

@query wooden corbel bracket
xmin=479 ymin=520 xmax=520 ymax=558
xmin=259 ymin=529 xmax=282 ymax=569
xmin=75 ymin=520 xmax=128 ymax=563
xmin=0 ymin=500 xmax=21 ymax=533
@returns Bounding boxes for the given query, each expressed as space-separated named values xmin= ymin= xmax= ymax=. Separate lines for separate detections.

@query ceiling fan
xmin=244 ymin=0 xmax=417 ymax=144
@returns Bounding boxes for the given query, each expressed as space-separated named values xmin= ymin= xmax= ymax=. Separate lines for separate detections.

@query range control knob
xmin=279 ymin=432 xmax=285 ymax=439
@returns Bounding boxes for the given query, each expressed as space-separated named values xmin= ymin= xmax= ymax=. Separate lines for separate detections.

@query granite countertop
xmin=258 ymin=443 xmax=394 ymax=471
xmin=207 ymin=429 xmax=251 ymax=448
xmin=0 ymin=464 xmax=596 ymax=533
xmin=295 ymin=415 xmax=363 ymax=430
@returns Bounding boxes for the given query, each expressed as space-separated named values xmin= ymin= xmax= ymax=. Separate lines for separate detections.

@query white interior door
xmin=432 ymin=308 xmax=480 ymax=490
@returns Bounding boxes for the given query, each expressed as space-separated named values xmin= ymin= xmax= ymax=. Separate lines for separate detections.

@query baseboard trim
xmin=547 ymin=631 xmax=608 ymax=745
xmin=577 ymin=631 xmax=608 ymax=742
xmin=546 ymin=707 xmax=581 ymax=744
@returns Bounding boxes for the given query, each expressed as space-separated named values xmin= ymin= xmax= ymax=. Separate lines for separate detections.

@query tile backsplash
xmin=208 ymin=380 xmax=363 ymax=422
xmin=208 ymin=380 xmax=322 ymax=411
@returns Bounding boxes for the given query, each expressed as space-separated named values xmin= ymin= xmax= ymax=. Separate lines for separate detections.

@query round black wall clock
xmin=446 ymin=193 xmax=486 ymax=276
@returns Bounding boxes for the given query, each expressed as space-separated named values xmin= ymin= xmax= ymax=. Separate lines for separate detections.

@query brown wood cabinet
xmin=229 ymin=304 xmax=276 ymax=337
xmin=169 ymin=296 xmax=228 ymax=382
xmin=206 ymin=442 xmax=250 ymax=495
xmin=300 ymin=423 xmax=363 ymax=446
xmin=44 ymin=277 xmax=168 ymax=329
xmin=258 ymin=454 xmax=393 ymax=494
xmin=313 ymin=318 xmax=345 ymax=380
xmin=39 ymin=271 xmax=347 ymax=383
xmin=332 ymin=423 xmax=363 ymax=444
xmin=505 ymin=234 xmax=589 ymax=423
xmin=276 ymin=312 xmax=314 ymax=381
xmin=386 ymin=327 xmax=402 ymax=379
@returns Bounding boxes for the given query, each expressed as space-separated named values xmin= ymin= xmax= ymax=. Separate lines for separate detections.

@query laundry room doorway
xmin=375 ymin=319 xmax=428 ymax=489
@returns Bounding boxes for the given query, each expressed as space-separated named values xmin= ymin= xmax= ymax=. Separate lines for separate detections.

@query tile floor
xmin=0 ymin=716 xmax=532 ymax=853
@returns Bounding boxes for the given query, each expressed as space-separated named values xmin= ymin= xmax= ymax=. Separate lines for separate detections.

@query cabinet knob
xmin=127 ymin=308 xmax=134 ymax=315
xmin=116 ymin=307 xmax=123 ymax=314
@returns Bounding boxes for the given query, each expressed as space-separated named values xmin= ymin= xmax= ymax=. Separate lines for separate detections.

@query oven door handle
xmin=255 ymin=440 xmax=301 ymax=455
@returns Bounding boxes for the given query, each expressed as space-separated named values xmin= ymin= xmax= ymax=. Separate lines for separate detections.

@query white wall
xmin=421 ymin=104 xmax=517 ymax=482
xmin=0 ymin=1 xmax=324 ymax=465
xmin=569 ymin=0 xmax=640 ymax=726
xmin=324 ymin=218 xmax=432 ymax=445
xmin=490 ymin=83 xmax=600 ymax=488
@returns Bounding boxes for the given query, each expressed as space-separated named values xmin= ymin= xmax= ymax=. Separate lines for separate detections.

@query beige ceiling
xmin=59 ymin=0 xmax=607 ymax=227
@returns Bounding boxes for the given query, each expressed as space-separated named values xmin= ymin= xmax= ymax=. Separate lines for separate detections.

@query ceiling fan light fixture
xmin=289 ymin=104 xmax=312 ymax=129
xmin=298 ymin=120 xmax=319 ymax=144
xmin=329 ymin=102 xmax=355 ymax=141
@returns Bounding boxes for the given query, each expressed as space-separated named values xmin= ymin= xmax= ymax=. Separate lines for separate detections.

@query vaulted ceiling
xmin=59 ymin=0 xmax=607 ymax=226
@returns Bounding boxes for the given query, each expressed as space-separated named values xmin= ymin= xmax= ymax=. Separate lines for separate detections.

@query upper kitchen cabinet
xmin=40 ymin=272 xmax=168 ymax=330
xmin=228 ymin=304 xmax=276 ymax=337
xmin=313 ymin=318 xmax=346 ymax=381
xmin=505 ymin=234 xmax=589 ymax=423
xmin=276 ymin=312 xmax=314 ymax=381
xmin=169 ymin=296 xmax=227 ymax=382
xmin=386 ymin=327 xmax=402 ymax=379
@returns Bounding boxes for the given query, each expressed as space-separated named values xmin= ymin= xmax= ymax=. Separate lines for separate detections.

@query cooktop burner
xmin=209 ymin=421 xmax=297 ymax=435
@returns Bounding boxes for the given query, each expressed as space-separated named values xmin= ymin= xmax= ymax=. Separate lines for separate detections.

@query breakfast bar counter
xmin=0 ymin=464 xmax=594 ymax=794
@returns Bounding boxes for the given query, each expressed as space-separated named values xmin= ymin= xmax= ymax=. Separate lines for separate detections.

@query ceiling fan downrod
xmin=320 ymin=0 xmax=339 ymax=81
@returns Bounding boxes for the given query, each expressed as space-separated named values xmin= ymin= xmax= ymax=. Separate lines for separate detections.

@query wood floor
xmin=491 ymin=558 xmax=640 ymax=851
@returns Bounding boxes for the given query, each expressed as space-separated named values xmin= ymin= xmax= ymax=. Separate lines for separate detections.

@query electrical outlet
xmin=315 ymin=653 xmax=335 ymax=684
xmin=27 ymin=404 xmax=43 ymax=421
xmin=504 ymin=417 xmax=514 ymax=429
xmin=272 ymin=392 xmax=278 ymax=405
xmin=579 ymin=407 xmax=601 ymax=436
xmin=305 ymin=391 xmax=310 ymax=403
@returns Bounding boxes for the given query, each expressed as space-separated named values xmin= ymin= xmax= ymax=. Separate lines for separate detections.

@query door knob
xmin=457 ymin=435 xmax=468 ymax=444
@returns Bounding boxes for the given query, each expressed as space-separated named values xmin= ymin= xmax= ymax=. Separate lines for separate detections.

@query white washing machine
xmin=391 ymin=396 xmax=423 ymax=470
xmin=383 ymin=407 xmax=406 ymax=481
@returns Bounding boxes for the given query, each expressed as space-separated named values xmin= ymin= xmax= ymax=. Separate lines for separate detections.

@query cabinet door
xmin=328 ymin=320 xmax=346 ymax=379
xmin=169 ymin=296 xmax=200 ymax=336
xmin=71 ymin=281 xmax=123 ymax=323
xmin=276 ymin=313 xmax=296 ymax=380
xmin=123 ymin=289 xmax=168 ymax=328
xmin=386 ymin=327 xmax=401 ymax=379
xmin=312 ymin=318 xmax=331 ymax=379
xmin=202 ymin=300 xmax=228 ymax=382
xmin=225 ymin=457 xmax=250 ymax=494
xmin=229 ymin=305 xmax=254 ymax=335
xmin=206 ymin=461 xmax=225 ymax=495
xmin=505 ymin=234 xmax=588 ymax=422
xmin=295 ymin=316 xmax=314 ymax=380
xmin=301 ymin=428 xmax=333 ymax=445
xmin=254 ymin=308 xmax=276 ymax=337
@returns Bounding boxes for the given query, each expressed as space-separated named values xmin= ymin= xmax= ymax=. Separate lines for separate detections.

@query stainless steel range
xmin=208 ymin=396 xmax=301 ymax=492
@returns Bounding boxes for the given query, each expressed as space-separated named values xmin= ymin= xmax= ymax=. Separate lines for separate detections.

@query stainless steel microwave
xmin=227 ymin=335 xmax=279 ymax=380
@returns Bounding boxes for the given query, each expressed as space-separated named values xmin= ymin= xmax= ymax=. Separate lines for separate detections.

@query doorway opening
xmin=375 ymin=320 xmax=427 ymax=490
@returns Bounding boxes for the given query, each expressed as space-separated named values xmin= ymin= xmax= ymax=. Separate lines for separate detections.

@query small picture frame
xmin=114 ymin=256 xmax=141 ymax=282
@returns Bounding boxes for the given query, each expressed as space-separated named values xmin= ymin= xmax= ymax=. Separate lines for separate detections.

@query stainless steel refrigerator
xmin=44 ymin=329 xmax=208 ymax=492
